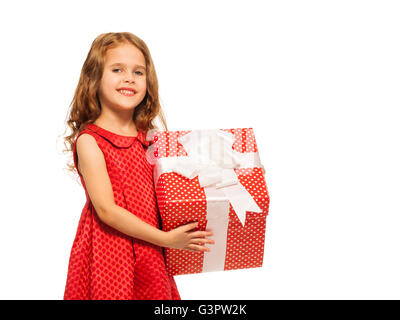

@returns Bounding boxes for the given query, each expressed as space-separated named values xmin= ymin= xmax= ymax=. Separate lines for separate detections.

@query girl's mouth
xmin=118 ymin=89 xmax=136 ymax=97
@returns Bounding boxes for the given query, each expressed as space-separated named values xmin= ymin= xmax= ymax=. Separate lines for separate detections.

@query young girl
xmin=63 ymin=32 xmax=214 ymax=300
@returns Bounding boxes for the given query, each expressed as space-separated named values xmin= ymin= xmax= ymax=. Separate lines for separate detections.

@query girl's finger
xmin=189 ymin=230 xmax=213 ymax=238
xmin=182 ymin=221 xmax=199 ymax=232
xmin=187 ymin=244 xmax=210 ymax=252
xmin=190 ymin=238 xmax=215 ymax=245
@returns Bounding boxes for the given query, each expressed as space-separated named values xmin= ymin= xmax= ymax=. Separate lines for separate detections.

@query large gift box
xmin=146 ymin=128 xmax=270 ymax=276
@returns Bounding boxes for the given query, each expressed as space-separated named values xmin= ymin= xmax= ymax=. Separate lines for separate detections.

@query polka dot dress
xmin=63 ymin=123 xmax=181 ymax=300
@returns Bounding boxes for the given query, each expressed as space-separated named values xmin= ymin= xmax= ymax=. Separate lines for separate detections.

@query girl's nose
xmin=124 ymin=73 xmax=135 ymax=83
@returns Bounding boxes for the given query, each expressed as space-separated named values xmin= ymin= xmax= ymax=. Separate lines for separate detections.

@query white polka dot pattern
xmin=64 ymin=123 xmax=181 ymax=299
xmin=152 ymin=128 xmax=269 ymax=276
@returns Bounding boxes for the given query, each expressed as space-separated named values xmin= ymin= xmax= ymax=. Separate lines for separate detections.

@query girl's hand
xmin=164 ymin=222 xmax=214 ymax=252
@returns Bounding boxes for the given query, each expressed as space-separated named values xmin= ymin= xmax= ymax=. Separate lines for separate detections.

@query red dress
xmin=63 ymin=123 xmax=181 ymax=300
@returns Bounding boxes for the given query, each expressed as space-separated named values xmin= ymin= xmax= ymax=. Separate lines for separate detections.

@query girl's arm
xmin=76 ymin=134 xmax=213 ymax=252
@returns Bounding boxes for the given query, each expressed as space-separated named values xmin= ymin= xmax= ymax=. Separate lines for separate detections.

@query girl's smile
xmin=117 ymin=87 xmax=137 ymax=96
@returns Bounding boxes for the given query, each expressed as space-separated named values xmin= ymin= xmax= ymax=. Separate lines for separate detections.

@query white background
xmin=0 ymin=0 xmax=399 ymax=300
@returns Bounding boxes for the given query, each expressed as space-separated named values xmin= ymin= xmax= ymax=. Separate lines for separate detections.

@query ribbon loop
xmin=173 ymin=129 xmax=262 ymax=226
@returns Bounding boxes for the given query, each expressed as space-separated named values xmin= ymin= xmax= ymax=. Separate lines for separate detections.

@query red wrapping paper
xmin=149 ymin=128 xmax=270 ymax=276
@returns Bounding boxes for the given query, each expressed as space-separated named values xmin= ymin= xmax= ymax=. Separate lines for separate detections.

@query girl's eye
xmin=112 ymin=69 xmax=143 ymax=75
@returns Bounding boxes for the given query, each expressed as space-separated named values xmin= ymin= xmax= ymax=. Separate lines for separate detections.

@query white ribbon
xmin=153 ymin=129 xmax=263 ymax=272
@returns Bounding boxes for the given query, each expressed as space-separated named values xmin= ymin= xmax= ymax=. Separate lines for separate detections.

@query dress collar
xmin=85 ymin=123 xmax=150 ymax=148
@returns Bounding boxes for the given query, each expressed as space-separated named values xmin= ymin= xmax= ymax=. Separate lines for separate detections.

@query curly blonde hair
xmin=62 ymin=32 xmax=168 ymax=176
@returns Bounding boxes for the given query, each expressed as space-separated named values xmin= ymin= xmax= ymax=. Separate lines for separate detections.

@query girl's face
xmin=98 ymin=43 xmax=147 ymax=114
